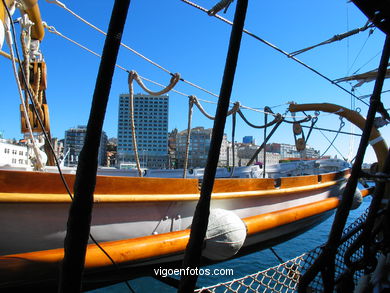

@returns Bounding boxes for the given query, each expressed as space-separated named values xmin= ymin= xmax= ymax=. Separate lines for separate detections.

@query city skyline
xmin=0 ymin=1 xmax=387 ymax=164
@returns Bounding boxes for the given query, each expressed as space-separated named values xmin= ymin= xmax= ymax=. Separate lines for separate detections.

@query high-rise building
xmin=117 ymin=94 xmax=169 ymax=169
xmin=64 ymin=125 xmax=107 ymax=167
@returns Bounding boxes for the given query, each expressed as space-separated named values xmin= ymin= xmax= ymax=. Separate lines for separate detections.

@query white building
xmin=0 ymin=139 xmax=30 ymax=168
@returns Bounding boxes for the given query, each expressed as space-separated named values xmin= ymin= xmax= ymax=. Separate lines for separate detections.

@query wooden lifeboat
xmin=0 ymin=167 xmax=373 ymax=290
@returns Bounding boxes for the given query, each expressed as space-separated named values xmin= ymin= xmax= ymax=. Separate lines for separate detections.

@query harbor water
xmin=89 ymin=193 xmax=373 ymax=292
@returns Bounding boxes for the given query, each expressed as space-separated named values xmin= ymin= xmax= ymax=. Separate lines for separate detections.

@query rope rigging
xmin=320 ymin=117 xmax=346 ymax=158
xmin=41 ymin=21 xmax=312 ymax=122
xmin=6 ymin=2 xmax=389 ymax=293
xmin=180 ymin=0 xmax=369 ymax=107
xmin=237 ymin=108 xmax=283 ymax=129
xmin=128 ymin=70 xmax=181 ymax=177
xmin=298 ymin=34 xmax=390 ymax=293
xmin=290 ymin=21 xmax=374 ymax=57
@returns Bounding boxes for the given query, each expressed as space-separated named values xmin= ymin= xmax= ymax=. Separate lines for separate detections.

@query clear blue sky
xmin=1 ymin=0 xmax=388 ymax=163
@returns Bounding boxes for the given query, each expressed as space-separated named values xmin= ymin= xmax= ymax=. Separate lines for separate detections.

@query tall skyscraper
xmin=117 ymin=93 xmax=169 ymax=168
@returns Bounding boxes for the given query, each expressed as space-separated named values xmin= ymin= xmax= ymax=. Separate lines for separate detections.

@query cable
xmin=347 ymin=27 xmax=375 ymax=75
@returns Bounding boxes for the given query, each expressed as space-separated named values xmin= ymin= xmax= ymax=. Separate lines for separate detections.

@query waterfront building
xmin=0 ymin=138 xmax=29 ymax=168
xmin=236 ymin=143 xmax=280 ymax=166
xmin=64 ymin=126 xmax=107 ymax=167
xmin=266 ymin=143 xmax=320 ymax=160
xmin=117 ymin=93 xmax=169 ymax=169
xmin=175 ymin=127 xmax=229 ymax=168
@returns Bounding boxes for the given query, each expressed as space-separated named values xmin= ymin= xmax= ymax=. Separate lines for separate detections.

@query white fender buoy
xmin=202 ymin=208 xmax=247 ymax=261
xmin=338 ymin=183 xmax=363 ymax=210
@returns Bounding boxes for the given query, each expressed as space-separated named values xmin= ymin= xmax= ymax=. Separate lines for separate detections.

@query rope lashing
xmin=237 ymin=109 xmax=283 ymax=129
xmin=183 ymin=96 xmax=195 ymax=178
xmin=129 ymin=70 xmax=180 ymax=96
xmin=208 ymin=0 xmax=234 ymax=16
xmin=283 ymin=115 xmax=312 ymax=124
xmin=191 ymin=96 xmax=240 ymax=120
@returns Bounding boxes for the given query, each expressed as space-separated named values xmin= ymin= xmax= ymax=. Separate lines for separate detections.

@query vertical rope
xmin=262 ymin=108 xmax=268 ymax=178
xmin=229 ymin=112 xmax=236 ymax=177
xmin=128 ymin=71 xmax=143 ymax=177
xmin=183 ymin=96 xmax=195 ymax=178
xmin=178 ymin=0 xmax=248 ymax=291
xmin=127 ymin=70 xmax=180 ymax=176
xmin=59 ymin=1 xmax=131 ymax=292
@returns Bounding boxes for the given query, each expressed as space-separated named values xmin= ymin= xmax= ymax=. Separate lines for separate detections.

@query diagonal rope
xmin=290 ymin=22 xmax=374 ymax=57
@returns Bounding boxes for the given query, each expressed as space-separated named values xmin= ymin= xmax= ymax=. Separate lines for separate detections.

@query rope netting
xmin=196 ymin=208 xmax=370 ymax=293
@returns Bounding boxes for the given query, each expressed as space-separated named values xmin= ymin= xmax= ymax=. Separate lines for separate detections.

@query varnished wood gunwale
xmin=0 ymin=186 xmax=373 ymax=286
xmin=0 ymin=179 xmax=343 ymax=203
xmin=0 ymin=169 xmax=350 ymax=203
